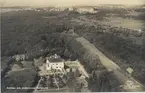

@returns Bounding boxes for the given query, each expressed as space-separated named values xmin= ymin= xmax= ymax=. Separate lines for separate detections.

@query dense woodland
xmin=1 ymin=6 xmax=145 ymax=92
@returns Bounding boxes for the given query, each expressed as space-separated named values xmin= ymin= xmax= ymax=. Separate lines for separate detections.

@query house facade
xmin=45 ymin=60 xmax=64 ymax=71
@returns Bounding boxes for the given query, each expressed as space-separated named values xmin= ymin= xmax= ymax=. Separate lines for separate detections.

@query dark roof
xmin=46 ymin=54 xmax=64 ymax=62
xmin=48 ymin=56 xmax=64 ymax=62
xmin=48 ymin=58 xmax=64 ymax=62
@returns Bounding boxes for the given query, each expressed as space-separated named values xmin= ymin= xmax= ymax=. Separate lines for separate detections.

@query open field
xmin=72 ymin=15 xmax=145 ymax=30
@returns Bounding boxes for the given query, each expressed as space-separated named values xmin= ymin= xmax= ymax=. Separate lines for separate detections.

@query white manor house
xmin=45 ymin=54 xmax=65 ymax=72
xmin=45 ymin=59 xmax=64 ymax=71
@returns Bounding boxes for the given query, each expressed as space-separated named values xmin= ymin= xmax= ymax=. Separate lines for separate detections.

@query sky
xmin=1 ymin=0 xmax=145 ymax=7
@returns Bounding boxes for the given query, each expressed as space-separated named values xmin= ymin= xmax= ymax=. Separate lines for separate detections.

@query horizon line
xmin=2 ymin=4 xmax=145 ymax=8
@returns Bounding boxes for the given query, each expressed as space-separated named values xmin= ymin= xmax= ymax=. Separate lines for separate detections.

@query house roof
xmin=48 ymin=57 xmax=64 ymax=62
xmin=46 ymin=54 xmax=64 ymax=63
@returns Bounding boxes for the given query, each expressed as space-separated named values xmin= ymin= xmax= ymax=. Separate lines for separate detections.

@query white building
xmin=76 ymin=7 xmax=98 ymax=14
xmin=49 ymin=7 xmax=66 ymax=12
xmin=12 ymin=54 xmax=28 ymax=62
xmin=68 ymin=7 xmax=74 ymax=11
xmin=45 ymin=60 xmax=64 ymax=71
xmin=45 ymin=54 xmax=65 ymax=71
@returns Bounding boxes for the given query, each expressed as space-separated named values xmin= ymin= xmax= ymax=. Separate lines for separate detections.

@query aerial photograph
xmin=1 ymin=0 xmax=145 ymax=92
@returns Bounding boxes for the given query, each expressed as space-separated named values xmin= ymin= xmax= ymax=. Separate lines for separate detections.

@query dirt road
xmin=62 ymin=32 xmax=145 ymax=91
